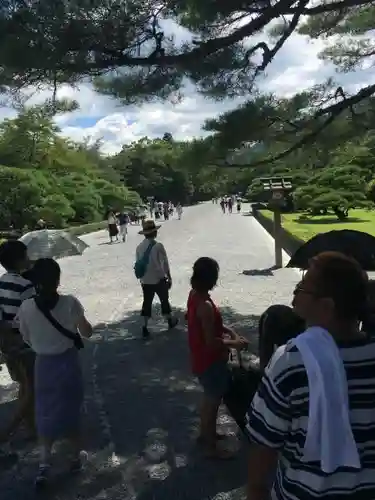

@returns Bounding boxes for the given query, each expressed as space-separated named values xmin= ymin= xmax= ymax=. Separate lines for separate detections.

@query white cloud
xmin=1 ymin=22 xmax=375 ymax=155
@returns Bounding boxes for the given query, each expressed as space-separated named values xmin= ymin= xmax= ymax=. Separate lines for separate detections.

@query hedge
xmin=0 ymin=221 xmax=108 ymax=242
xmin=251 ymin=206 xmax=303 ymax=256
xmin=67 ymin=221 xmax=107 ymax=236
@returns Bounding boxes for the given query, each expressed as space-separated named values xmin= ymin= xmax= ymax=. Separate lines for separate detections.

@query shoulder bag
xmin=34 ymin=299 xmax=84 ymax=350
xmin=134 ymin=240 xmax=156 ymax=279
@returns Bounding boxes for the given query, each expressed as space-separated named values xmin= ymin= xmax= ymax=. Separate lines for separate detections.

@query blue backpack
xmin=134 ymin=241 xmax=156 ymax=279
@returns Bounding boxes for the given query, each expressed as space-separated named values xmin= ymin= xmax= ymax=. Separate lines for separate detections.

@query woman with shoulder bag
xmin=16 ymin=258 xmax=92 ymax=488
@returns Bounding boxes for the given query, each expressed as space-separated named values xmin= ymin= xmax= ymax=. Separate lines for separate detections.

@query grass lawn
xmin=260 ymin=209 xmax=375 ymax=242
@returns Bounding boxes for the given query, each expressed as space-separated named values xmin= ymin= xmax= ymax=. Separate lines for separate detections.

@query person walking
xmin=107 ymin=211 xmax=118 ymax=243
xmin=163 ymin=202 xmax=170 ymax=221
xmin=117 ymin=211 xmax=129 ymax=242
xmin=135 ymin=220 xmax=178 ymax=339
xmin=17 ymin=258 xmax=92 ymax=487
xmin=228 ymin=197 xmax=233 ymax=214
xmin=220 ymin=199 xmax=225 ymax=214
xmin=236 ymin=198 xmax=242 ymax=213
xmin=176 ymin=203 xmax=183 ymax=220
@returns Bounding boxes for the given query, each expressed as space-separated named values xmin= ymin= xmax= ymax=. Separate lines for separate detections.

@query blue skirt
xmin=35 ymin=348 xmax=83 ymax=440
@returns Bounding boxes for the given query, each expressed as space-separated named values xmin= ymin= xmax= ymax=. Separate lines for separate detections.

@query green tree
xmin=0 ymin=103 xmax=142 ymax=228
xmin=38 ymin=194 xmax=75 ymax=228
xmin=0 ymin=167 xmax=50 ymax=228
xmin=294 ymin=165 xmax=368 ymax=219
xmin=1 ymin=0 xmax=374 ymax=158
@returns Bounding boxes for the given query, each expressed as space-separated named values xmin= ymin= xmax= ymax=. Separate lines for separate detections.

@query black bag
xmin=223 ymin=350 xmax=262 ymax=434
xmin=34 ymin=299 xmax=84 ymax=350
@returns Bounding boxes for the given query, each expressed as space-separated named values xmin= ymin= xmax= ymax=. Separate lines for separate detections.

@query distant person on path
xmin=236 ymin=199 xmax=242 ymax=213
xmin=135 ymin=220 xmax=178 ymax=339
xmin=186 ymin=257 xmax=248 ymax=459
xmin=228 ymin=198 xmax=233 ymax=213
xmin=0 ymin=241 xmax=36 ymax=441
xmin=246 ymin=252 xmax=375 ymax=500
xmin=220 ymin=199 xmax=225 ymax=214
xmin=154 ymin=202 xmax=160 ymax=220
xmin=117 ymin=212 xmax=129 ymax=242
xmin=17 ymin=258 xmax=92 ymax=487
xmin=176 ymin=203 xmax=183 ymax=220
xmin=107 ymin=211 xmax=119 ymax=243
xmin=35 ymin=219 xmax=46 ymax=230
xmin=163 ymin=202 xmax=170 ymax=221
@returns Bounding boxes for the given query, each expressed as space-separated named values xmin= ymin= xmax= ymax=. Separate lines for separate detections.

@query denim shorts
xmin=197 ymin=360 xmax=231 ymax=400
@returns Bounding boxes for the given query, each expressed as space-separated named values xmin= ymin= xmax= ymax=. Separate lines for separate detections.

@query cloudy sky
xmin=1 ymin=19 xmax=374 ymax=155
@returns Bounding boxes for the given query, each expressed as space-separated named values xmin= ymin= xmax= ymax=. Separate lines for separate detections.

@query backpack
xmin=134 ymin=241 xmax=156 ymax=279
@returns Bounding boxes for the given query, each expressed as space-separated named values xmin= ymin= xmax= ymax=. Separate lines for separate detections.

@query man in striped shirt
xmin=0 ymin=240 xmax=36 ymax=439
xmin=246 ymin=252 xmax=375 ymax=500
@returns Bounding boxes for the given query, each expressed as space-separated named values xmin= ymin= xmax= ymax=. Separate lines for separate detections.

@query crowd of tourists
xmin=106 ymin=202 xmax=183 ymax=244
xmin=151 ymin=200 xmax=183 ymax=221
xmin=1 ymin=209 xmax=375 ymax=499
xmin=212 ymin=195 xmax=242 ymax=214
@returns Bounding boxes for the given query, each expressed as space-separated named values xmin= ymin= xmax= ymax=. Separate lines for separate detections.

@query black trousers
xmin=141 ymin=279 xmax=172 ymax=318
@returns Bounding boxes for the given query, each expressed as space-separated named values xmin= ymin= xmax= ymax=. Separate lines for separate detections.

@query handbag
xmin=34 ymin=299 xmax=84 ymax=350
xmin=223 ymin=349 xmax=262 ymax=433
xmin=134 ymin=240 xmax=156 ymax=279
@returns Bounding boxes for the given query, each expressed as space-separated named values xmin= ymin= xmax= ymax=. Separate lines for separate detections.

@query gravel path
xmin=0 ymin=203 xmax=300 ymax=500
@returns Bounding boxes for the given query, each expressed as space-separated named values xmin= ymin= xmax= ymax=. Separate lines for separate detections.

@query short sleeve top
xmin=17 ymin=294 xmax=85 ymax=355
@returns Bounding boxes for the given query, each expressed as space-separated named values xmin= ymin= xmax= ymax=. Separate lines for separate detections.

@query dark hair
xmin=309 ymin=251 xmax=368 ymax=320
xmin=190 ymin=257 xmax=219 ymax=292
xmin=33 ymin=258 xmax=61 ymax=310
xmin=0 ymin=240 xmax=28 ymax=271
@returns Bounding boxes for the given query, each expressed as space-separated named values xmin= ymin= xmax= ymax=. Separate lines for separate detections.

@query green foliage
xmin=1 ymin=0 xmax=374 ymax=134
xmin=0 ymin=104 xmax=141 ymax=229
xmin=207 ymin=92 xmax=375 ymax=219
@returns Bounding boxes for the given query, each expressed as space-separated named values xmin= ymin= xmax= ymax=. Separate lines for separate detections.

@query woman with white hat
xmin=135 ymin=220 xmax=178 ymax=339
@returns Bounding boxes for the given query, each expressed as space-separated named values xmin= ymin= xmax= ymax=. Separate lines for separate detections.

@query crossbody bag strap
xmin=34 ymin=299 xmax=84 ymax=349
xmin=144 ymin=240 xmax=156 ymax=259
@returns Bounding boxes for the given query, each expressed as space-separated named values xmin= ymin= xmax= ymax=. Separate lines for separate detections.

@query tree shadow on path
xmin=80 ymin=306 xmax=261 ymax=500
xmin=0 ymin=306 xmax=261 ymax=500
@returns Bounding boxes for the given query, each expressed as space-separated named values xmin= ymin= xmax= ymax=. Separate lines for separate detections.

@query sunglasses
xmin=293 ymin=283 xmax=322 ymax=298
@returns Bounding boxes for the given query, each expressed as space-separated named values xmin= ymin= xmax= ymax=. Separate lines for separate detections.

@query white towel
xmin=291 ymin=326 xmax=361 ymax=473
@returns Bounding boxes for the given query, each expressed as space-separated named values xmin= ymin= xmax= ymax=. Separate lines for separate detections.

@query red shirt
xmin=187 ymin=290 xmax=228 ymax=374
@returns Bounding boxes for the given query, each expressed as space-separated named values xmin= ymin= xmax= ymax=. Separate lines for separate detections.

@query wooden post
xmin=273 ymin=208 xmax=283 ymax=268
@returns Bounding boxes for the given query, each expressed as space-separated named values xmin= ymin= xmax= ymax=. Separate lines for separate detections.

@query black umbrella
xmin=287 ymin=229 xmax=375 ymax=270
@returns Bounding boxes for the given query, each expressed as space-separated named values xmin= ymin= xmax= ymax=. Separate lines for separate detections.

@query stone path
xmin=0 ymin=203 xmax=300 ymax=499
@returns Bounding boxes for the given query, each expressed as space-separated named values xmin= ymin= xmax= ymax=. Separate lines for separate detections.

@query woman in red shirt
xmin=187 ymin=257 xmax=248 ymax=458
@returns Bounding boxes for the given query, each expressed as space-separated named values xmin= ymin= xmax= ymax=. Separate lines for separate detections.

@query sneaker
xmin=142 ymin=326 xmax=150 ymax=339
xmin=69 ymin=450 xmax=88 ymax=474
xmin=35 ymin=464 xmax=50 ymax=488
xmin=167 ymin=317 xmax=179 ymax=330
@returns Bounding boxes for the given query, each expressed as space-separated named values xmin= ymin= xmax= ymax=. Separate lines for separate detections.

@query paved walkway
xmin=0 ymin=203 xmax=300 ymax=499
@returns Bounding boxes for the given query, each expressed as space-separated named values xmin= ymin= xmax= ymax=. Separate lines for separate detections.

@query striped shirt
xmin=246 ymin=336 xmax=375 ymax=500
xmin=0 ymin=272 xmax=35 ymax=326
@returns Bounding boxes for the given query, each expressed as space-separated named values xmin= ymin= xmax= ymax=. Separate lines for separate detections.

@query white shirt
xmin=108 ymin=215 xmax=116 ymax=224
xmin=135 ymin=239 xmax=170 ymax=285
xmin=16 ymin=294 xmax=85 ymax=355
